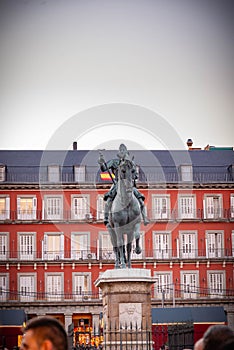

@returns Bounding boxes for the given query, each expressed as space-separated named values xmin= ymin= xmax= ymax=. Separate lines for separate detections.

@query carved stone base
xmin=95 ymin=269 xmax=156 ymax=349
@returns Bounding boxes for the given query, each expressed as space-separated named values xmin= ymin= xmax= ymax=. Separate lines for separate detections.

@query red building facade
xmin=0 ymin=147 xmax=234 ymax=347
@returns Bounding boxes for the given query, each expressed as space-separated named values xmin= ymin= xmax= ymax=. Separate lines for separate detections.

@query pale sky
xmin=0 ymin=0 xmax=233 ymax=151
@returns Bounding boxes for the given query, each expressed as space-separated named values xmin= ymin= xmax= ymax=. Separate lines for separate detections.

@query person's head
xmin=118 ymin=144 xmax=128 ymax=158
xmin=194 ymin=338 xmax=204 ymax=350
xmin=203 ymin=325 xmax=234 ymax=350
xmin=20 ymin=316 xmax=68 ymax=350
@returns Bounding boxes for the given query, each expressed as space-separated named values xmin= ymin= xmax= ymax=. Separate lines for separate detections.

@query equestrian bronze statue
xmin=98 ymin=144 xmax=149 ymax=268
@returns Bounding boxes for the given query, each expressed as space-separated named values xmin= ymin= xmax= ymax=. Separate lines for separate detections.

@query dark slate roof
xmin=0 ymin=309 xmax=27 ymax=325
xmin=0 ymin=149 xmax=233 ymax=184
xmin=152 ymin=306 xmax=226 ymax=324
xmin=0 ymin=149 xmax=234 ymax=167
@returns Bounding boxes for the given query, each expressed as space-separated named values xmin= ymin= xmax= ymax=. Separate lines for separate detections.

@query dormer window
xmin=180 ymin=165 xmax=193 ymax=182
xmin=0 ymin=165 xmax=6 ymax=182
xmin=74 ymin=165 xmax=86 ymax=182
xmin=48 ymin=165 xmax=60 ymax=182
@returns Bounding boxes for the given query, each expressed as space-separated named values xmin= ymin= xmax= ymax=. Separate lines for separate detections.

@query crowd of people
xmin=15 ymin=316 xmax=234 ymax=350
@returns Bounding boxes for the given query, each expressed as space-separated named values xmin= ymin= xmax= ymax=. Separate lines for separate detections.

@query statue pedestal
xmin=95 ymin=268 xmax=156 ymax=350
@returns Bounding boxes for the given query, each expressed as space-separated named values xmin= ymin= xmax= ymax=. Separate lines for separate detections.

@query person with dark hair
xmin=203 ymin=324 xmax=234 ymax=350
xmin=20 ymin=316 xmax=68 ymax=350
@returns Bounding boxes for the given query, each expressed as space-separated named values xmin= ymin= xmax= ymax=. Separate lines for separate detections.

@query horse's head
xmin=118 ymin=158 xmax=136 ymax=193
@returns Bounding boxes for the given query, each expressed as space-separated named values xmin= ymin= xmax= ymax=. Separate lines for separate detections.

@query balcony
xmin=1 ymin=285 xmax=234 ymax=305
xmin=1 ymin=247 xmax=233 ymax=262
xmin=1 ymin=165 xmax=234 ymax=184
xmin=0 ymin=208 xmax=233 ymax=223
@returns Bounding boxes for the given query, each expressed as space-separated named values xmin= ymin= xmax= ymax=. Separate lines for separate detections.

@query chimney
xmin=73 ymin=141 xmax=77 ymax=150
xmin=187 ymin=139 xmax=193 ymax=148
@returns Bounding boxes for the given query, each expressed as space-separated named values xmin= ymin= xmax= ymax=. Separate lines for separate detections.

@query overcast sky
xmin=0 ymin=0 xmax=233 ymax=151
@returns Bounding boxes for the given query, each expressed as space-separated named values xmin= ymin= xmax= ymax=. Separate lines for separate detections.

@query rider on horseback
xmin=98 ymin=144 xmax=150 ymax=226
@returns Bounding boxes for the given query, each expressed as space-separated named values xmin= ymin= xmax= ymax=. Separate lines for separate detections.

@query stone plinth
xmin=95 ymin=269 xmax=156 ymax=349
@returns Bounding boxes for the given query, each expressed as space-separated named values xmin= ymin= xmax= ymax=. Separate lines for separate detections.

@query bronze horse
xmin=107 ymin=158 xmax=142 ymax=268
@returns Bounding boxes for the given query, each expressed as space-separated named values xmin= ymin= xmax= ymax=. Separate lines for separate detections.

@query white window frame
xmin=152 ymin=195 xmax=170 ymax=220
xmin=43 ymin=195 xmax=63 ymax=220
xmin=48 ymin=165 xmax=60 ymax=182
xmin=72 ymin=272 xmax=91 ymax=301
xmin=45 ymin=273 xmax=63 ymax=301
xmin=203 ymin=194 xmax=222 ymax=219
xmin=18 ymin=232 xmax=36 ymax=260
xmin=74 ymin=165 xmax=86 ymax=182
xmin=179 ymin=231 xmax=197 ymax=259
xmin=232 ymin=231 xmax=234 ymax=257
xmin=99 ymin=231 xmax=115 ymax=260
xmin=71 ymin=195 xmax=90 ymax=220
xmin=154 ymin=272 xmax=172 ymax=300
xmin=17 ymin=195 xmax=37 ymax=220
xmin=206 ymin=231 xmax=223 ymax=258
xmin=181 ymin=271 xmax=199 ymax=299
xmin=0 ymin=274 xmax=9 ymax=302
xmin=97 ymin=195 xmax=105 ymax=220
xmin=208 ymin=271 xmax=225 ymax=298
xmin=71 ymin=232 xmax=92 ymax=260
xmin=18 ymin=273 xmax=36 ymax=302
xmin=0 ymin=165 xmax=6 ymax=182
xmin=178 ymin=194 xmax=196 ymax=219
xmin=180 ymin=165 xmax=193 ymax=182
xmin=0 ymin=196 xmax=10 ymax=220
xmin=230 ymin=194 xmax=234 ymax=219
xmin=0 ymin=232 xmax=8 ymax=260
xmin=153 ymin=231 xmax=171 ymax=259
xmin=42 ymin=232 xmax=64 ymax=260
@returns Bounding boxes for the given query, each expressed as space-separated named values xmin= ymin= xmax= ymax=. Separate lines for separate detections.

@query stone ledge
xmin=95 ymin=268 xmax=156 ymax=287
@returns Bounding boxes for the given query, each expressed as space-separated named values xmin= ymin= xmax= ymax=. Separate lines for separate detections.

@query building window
xmin=43 ymin=196 xmax=63 ymax=220
xmin=178 ymin=195 xmax=196 ymax=219
xmin=0 ymin=233 xmax=8 ymax=260
xmin=71 ymin=232 xmax=90 ymax=260
xmin=73 ymin=272 xmax=91 ymax=301
xmin=153 ymin=232 xmax=170 ymax=259
xmin=230 ymin=195 xmax=234 ymax=219
xmin=43 ymin=232 xmax=64 ymax=260
xmin=154 ymin=272 xmax=172 ymax=300
xmin=48 ymin=165 xmax=60 ymax=182
xmin=19 ymin=274 xmax=36 ymax=302
xmin=180 ymin=165 xmax=193 ymax=182
xmin=208 ymin=272 xmax=224 ymax=298
xmin=18 ymin=233 xmax=35 ymax=260
xmin=0 ymin=165 xmax=6 ymax=182
xmin=203 ymin=195 xmax=222 ymax=219
xmin=181 ymin=272 xmax=198 ymax=299
xmin=97 ymin=195 xmax=105 ymax=221
xmin=71 ymin=195 xmax=90 ymax=220
xmin=17 ymin=196 xmax=37 ymax=220
xmin=206 ymin=231 xmax=223 ymax=258
xmin=46 ymin=273 xmax=63 ymax=301
xmin=74 ymin=165 xmax=86 ymax=182
xmin=0 ymin=197 xmax=10 ymax=220
xmin=0 ymin=274 xmax=8 ymax=301
xmin=179 ymin=232 xmax=196 ymax=258
xmin=152 ymin=195 xmax=170 ymax=220
xmin=99 ymin=231 xmax=115 ymax=260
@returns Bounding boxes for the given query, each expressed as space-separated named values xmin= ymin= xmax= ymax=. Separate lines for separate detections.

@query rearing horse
xmin=107 ymin=158 xmax=142 ymax=268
